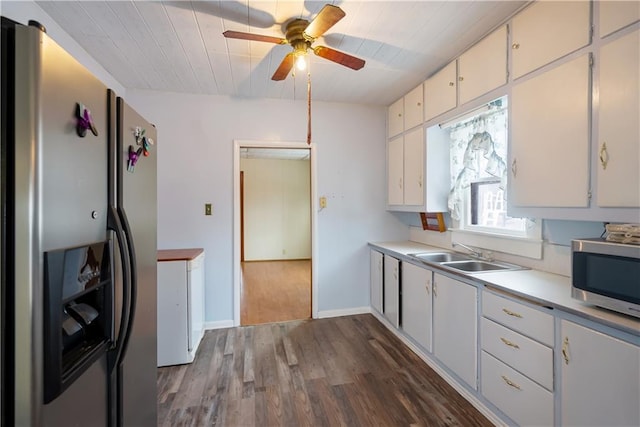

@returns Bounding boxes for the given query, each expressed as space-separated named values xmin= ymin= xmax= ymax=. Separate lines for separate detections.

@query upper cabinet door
xmin=600 ymin=1 xmax=640 ymax=38
xmin=511 ymin=1 xmax=591 ymax=79
xmin=404 ymin=83 xmax=424 ymax=130
xmin=510 ymin=55 xmax=591 ymax=208
xmin=596 ymin=29 xmax=640 ymax=208
xmin=388 ymin=136 xmax=404 ymax=206
xmin=403 ymin=127 xmax=425 ymax=206
xmin=388 ymin=97 xmax=404 ymax=138
xmin=424 ymin=61 xmax=457 ymax=121
xmin=458 ymin=26 xmax=507 ymax=105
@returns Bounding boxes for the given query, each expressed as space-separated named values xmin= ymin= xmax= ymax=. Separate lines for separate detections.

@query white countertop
xmin=370 ymin=241 xmax=640 ymax=337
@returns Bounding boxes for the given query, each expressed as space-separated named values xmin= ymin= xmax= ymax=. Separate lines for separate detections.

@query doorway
xmin=233 ymin=141 xmax=317 ymax=326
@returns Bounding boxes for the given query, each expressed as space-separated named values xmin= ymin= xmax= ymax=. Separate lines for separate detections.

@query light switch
xmin=319 ymin=196 xmax=327 ymax=208
xmin=205 ymin=203 xmax=212 ymax=216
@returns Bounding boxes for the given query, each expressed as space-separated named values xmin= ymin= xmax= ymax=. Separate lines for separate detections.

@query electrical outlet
xmin=319 ymin=196 xmax=327 ymax=208
xmin=205 ymin=203 xmax=212 ymax=216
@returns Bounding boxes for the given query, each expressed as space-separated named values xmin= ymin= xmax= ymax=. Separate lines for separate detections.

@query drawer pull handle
xmin=500 ymin=337 xmax=520 ymax=349
xmin=562 ymin=336 xmax=570 ymax=365
xmin=501 ymin=375 xmax=521 ymax=390
xmin=502 ymin=308 xmax=523 ymax=318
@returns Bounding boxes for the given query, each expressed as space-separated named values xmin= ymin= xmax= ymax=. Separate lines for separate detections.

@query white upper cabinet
xmin=424 ymin=61 xmax=457 ymax=121
xmin=600 ymin=1 xmax=640 ymax=37
xmin=511 ymin=1 xmax=591 ymax=79
xmin=458 ymin=26 xmax=507 ymax=105
xmin=387 ymin=136 xmax=404 ymax=206
xmin=597 ymin=28 xmax=640 ymax=208
xmin=404 ymin=83 xmax=424 ymax=130
xmin=388 ymin=97 xmax=404 ymax=138
xmin=403 ymin=128 xmax=425 ymax=206
xmin=510 ymin=55 xmax=591 ymax=208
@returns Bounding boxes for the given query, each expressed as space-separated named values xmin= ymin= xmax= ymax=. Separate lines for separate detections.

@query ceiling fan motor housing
xmin=286 ymin=19 xmax=313 ymax=53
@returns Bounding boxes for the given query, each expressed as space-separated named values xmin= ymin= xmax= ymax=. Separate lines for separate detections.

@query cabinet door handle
xmin=399 ymin=178 xmax=403 ymax=189
xmin=448 ymin=81 xmax=455 ymax=87
xmin=425 ymin=282 xmax=430 ymax=294
xmin=433 ymin=283 xmax=437 ymax=297
xmin=502 ymin=308 xmax=523 ymax=318
xmin=398 ymin=113 xmax=402 ymax=117
xmin=500 ymin=337 xmax=520 ymax=349
xmin=418 ymin=175 xmax=423 ymax=188
xmin=501 ymin=375 xmax=522 ymax=390
xmin=458 ymin=76 xmax=464 ymax=81
xmin=562 ymin=336 xmax=570 ymax=365
xmin=512 ymin=42 xmax=520 ymax=49
xmin=417 ymin=102 xmax=422 ymax=107
xmin=511 ymin=158 xmax=517 ymax=177
xmin=599 ymin=142 xmax=609 ymax=170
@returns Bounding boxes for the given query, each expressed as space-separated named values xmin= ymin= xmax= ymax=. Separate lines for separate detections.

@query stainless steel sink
xmin=440 ymin=260 xmax=525 ymax=273
xmin=410 ymin=252 xmax=472 ymax=263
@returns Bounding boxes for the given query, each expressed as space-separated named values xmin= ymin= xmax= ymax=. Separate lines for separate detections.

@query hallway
xmin=240 ymin=260 xmax=311 ymax=325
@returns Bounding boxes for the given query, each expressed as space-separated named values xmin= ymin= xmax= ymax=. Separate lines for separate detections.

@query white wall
xmin=1 ymin=1 xmax=126 ymax=95
xmin=125 ymin=90 xmax=409 ymax=322
xmin=241 ymin=157 xmax=311 ymax=261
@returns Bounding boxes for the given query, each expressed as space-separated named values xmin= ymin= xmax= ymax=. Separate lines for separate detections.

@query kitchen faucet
xmin=452 ymin=242 xmax=485 ymax=259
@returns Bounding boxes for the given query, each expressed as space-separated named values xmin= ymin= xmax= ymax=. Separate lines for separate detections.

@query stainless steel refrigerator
xmin=1 ymin=17 xmax=158 ymax=426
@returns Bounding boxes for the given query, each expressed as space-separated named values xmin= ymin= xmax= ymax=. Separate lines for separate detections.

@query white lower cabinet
xmin=370 ymin=249 xmax=383 ymax=314
xmin=383 ymin=255 xmax=400 ymax=328
xmin=560 ymin=319 xmax=640 ymax=427
xmin=480 ymin=290 xmax=554 ymax=425
xmin=482 ymin=351 xmax=554 ymax=426
xmin=401 ymin=262 xmax=432 ymax=352
xmin=433 ymin=273 xmax=477 ymax=389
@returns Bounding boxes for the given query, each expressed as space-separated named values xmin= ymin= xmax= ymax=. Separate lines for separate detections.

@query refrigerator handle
xmin=106 ymin=205 xmax=131 ymax=357
xmin=116 ymin=206 xmax=137 ymax=364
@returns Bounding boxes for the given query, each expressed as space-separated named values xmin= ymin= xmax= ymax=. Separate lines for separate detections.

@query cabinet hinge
xmin=588 ymin=190 xmax=592 ymax=200
xmin=590 ymin=24 xmax=594 ymax=40
xmin=589 ymin=55 xmax=594 ymax=67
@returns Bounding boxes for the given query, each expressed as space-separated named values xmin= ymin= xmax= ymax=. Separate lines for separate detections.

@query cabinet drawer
xmin=481 ymin=317 xmax=553 ymax=390
xmin=481 ymin=351 xmax=554 ymax=427
xmin=482 ymin=291 xmax=554 ymax=346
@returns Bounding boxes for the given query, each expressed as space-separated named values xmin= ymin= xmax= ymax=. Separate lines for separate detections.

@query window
xmin=445 ymin=97 xmax=534 ymax=238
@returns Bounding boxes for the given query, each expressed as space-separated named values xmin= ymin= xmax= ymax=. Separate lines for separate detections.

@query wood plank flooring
xmin=241 ymin=260 xmax=311 ymax=326
xmin=157 ymin=314 xmax=492 ymax=427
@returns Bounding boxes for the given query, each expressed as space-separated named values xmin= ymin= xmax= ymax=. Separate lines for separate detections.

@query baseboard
xmin=316 ymin=306 xmax=372 ymax=319
xmin=204 ymin=320 xmax=234 ymax=330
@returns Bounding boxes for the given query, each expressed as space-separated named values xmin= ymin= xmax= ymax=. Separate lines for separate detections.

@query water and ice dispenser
xmin=43 ymin=241 xmax=114 ymax=403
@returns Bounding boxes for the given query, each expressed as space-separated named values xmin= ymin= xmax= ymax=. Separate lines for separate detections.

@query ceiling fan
xmin=223 ymin=4 xmax=366 ymax=81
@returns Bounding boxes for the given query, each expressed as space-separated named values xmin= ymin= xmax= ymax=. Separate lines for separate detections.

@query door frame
xmin=232 ymin=139 xmax=318 ymax=326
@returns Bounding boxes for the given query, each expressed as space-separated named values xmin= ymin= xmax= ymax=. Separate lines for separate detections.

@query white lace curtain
xmin=447 ymin=106 xmax=508 ymax=220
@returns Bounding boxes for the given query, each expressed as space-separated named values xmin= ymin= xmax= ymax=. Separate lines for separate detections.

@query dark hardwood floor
xmin=157 ymin=314 xmax=492 ymax=426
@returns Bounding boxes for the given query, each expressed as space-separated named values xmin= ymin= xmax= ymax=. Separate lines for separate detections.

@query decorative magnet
xmin=134 ymin=127 xmax=145 ymax=145
xmin=127 ymin=145 xmax=143 ymax=172
xmin=134 ymin=127 xmax=154 ymax=157
xmin=76 ymin=103 xmax=98 ymax=137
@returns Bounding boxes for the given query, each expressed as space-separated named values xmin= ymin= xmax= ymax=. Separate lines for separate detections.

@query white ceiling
xmin=36 ymin=0 xmax=528 ymax=106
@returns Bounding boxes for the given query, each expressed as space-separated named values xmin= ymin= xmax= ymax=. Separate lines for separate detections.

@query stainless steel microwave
xmin=572 ymin=238 xmax=640 ymax=318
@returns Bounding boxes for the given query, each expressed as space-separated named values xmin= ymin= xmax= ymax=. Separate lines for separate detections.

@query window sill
xmin=449 ymin=228 xmax=543 ymax=260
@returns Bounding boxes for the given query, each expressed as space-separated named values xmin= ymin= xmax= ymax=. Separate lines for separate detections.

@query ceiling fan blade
xmin=303 ymin=4 xmax=346 ymax=39
xmin=272 ymin=53 xmax=295 ymax=81
xmin=223 ymin=30 xmax=286 ymax=44
xmin=313 ymin=46 xmax=365 ymax=71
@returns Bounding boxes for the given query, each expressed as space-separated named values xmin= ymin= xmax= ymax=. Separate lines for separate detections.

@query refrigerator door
xmin=113 ymin=98 xmax=158 ymax=426
xmin=11 ymin=25 xmax=110 ymax=426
